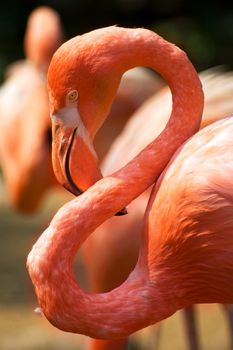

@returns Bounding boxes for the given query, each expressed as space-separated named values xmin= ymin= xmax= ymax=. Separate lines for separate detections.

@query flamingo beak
xmin=52 ymin=122 xmax=82 ymax=195
xmin=51 ymin=106 xmax=103 ymax=196
xmin=51 ymin=106 xmax=128 ymax=215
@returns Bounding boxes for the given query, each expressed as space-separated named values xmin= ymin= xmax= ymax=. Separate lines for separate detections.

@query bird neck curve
xmin=28 ymin=197 xmax=179 ymax=338
xmin=27 ymin=27 xmax=204 ymax=339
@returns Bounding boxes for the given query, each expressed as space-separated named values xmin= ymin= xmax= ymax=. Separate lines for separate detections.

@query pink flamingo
xmin=27 ymin=26 xmax=233 ymax=342
xmin=45 ymin=24 xmax=233 ymax=350
xmin=28 ymin=28 xmax=232 ymax=348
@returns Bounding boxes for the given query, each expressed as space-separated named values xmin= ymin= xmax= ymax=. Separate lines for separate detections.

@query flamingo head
xmin=47 ymin=30 xmax=123 ymax=195
xmin=24 ymin=6 xmax=64 ymax=73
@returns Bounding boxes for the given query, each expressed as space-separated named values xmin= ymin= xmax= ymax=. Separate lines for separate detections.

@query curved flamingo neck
xmin=27 ymin=27 xmax=204 ymax=339
xmin=28 ymin=196 xmax=179 ymax=338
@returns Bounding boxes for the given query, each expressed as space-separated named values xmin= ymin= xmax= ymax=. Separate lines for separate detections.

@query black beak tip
xmin=64 ymin=183 xmax=83 ymax=197
xmin=115 ymin=207 xmax=128 ymax=216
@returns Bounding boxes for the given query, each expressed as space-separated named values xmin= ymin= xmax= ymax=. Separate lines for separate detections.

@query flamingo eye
xmin=67 ymin=90 xmax=78 ymax=102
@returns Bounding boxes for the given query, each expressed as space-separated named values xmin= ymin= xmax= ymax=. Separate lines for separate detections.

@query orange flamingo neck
xmin=28 ymin=194 xmax=180 ymax=338
xmin=27 ymin=27 xmax=204 ymax=339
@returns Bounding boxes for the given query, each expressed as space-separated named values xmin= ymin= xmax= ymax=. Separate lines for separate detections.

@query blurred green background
xmin=0 ymin=1 xmax=233 ymax=349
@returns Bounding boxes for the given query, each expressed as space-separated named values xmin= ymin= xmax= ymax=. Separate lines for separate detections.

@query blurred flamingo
xmin=23 ymin=5 xmax=64 ymax=73
xmin=27 ymin=26 xmax=233 ymax=348
xmin=0 ymin=6 xmax=64 ymax=212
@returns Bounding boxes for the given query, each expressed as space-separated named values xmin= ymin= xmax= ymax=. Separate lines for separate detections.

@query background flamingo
xmin=0 ymin=6 xmax=63 ymax=212
xmin=27 ymin=26 xmax=233 ymax=347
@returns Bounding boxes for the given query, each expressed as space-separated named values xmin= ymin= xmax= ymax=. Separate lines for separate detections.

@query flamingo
xmin=45 ymin=27 xmax=233 ymax=350
xmin=0 ymin=6 xmax=64 ymax=212
xmin=28 ymin=26 xmax=232 ymax=346
xmin=23 ymin=5 xmax=64 ymax=73
xmin=27 ymin=25 xmax=233 ymax=342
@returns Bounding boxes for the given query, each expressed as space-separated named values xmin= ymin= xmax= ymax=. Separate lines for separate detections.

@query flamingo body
xmin=147 ymin=116 xmax=233 ymax=305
